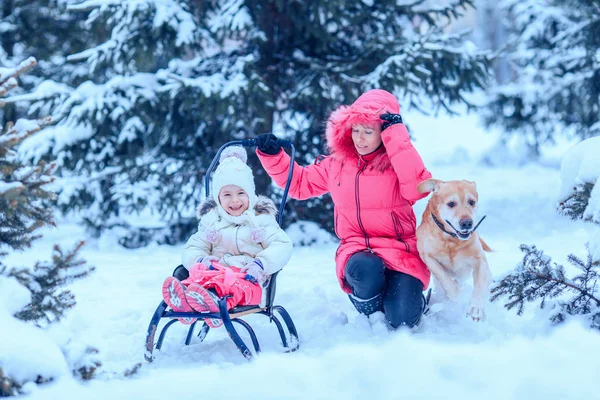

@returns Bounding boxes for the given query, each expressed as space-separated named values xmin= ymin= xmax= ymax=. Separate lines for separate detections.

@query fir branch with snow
xmin=559 ymin=182 xmax=595 ymax=220
xmin=491 ymin=244 xmax=600 ymax=329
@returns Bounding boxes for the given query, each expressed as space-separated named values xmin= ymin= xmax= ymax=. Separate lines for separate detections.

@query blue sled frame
xmin=145 ymin=139 xmax=299 ymax=361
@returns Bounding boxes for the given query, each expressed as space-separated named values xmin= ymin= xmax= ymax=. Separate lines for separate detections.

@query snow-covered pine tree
xmin=0 ymin=0 xmax=90 ymax=127
xmin=0 ymin=58 xmax=56 ymax=255
xmin=0 ymin=58 xmax=98 ymax=396
xmin=21 ymin=0 xmax=491 ymax=245
xmin=484 ymin=0 xmax=600 ymax=154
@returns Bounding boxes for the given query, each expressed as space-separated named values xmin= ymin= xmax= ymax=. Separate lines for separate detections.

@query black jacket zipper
xmin=391 ymin=211 xmax=410 ymax=253
xmin=355 ymin=156 xmax=372 ymax=252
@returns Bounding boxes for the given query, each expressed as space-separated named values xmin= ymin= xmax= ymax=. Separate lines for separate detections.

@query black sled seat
xmin=145 ymin=140 xmax=299 ymax=361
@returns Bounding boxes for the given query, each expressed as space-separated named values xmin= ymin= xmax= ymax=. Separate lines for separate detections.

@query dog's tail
xmin=479 ymin=237 xmax=492 ymax=252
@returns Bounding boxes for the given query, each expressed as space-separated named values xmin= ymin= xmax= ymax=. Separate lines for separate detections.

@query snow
xmin=0 ymin=276 xmax=70 ymax=387
xmin=0 ymin=58 xmax=36 ymax=82
xmin=0 ymin=181 xmax=23 ymax=195
xmin=3 ymin=109 xmax=599 ymax=398
xmin=12 ymin=118 xmax=42 ymax=134
xmin=2 ymin=80 xmax=72 ymax=103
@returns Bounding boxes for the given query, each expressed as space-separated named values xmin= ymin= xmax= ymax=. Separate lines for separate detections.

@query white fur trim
xmin=200 ymin=210 xmax=219 ymax=227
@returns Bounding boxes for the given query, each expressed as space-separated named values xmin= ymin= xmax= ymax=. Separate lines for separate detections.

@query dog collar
xmin=431 ymin=213 xmax=457 ymax=237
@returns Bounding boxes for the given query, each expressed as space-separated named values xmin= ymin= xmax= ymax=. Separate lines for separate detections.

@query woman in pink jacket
xmin=255 ymin=89 xmax=432 ymax=328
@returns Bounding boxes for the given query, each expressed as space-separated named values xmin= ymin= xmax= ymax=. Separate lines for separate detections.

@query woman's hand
xmin=255 ymin=133 xmax=282 ymax=155
xmin=380 ymin=112 xmax=403 ymax=131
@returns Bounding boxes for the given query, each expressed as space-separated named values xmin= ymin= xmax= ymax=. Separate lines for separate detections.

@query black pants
xmin=173 ymin=265 xmax=189 ymax=281
xmin=345 ymin=252 xmax=424 ymax=328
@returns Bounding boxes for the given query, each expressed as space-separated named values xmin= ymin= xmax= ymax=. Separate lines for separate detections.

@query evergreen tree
xmin=22 ymin=0 xmax=491 ymax=246
xmin=0 ymin=58 xmax=56 ymax=254
xmin=1 ymin=58 xmax=98 ymax=396
xmin=1 ymin=57 xmax=94 ymax=325
xmin=484 ymin=0 xmax=600 ymax=154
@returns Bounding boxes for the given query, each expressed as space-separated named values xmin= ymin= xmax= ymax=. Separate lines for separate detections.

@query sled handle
xmin=204 ymin=139 xmax=295 ymax=227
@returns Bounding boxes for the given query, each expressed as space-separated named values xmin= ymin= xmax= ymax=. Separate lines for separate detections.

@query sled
xmin=144 ymin=139 xmax=299 ymax=361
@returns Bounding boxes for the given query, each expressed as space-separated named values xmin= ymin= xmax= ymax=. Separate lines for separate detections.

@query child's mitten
xmin=241 ymin=260 xmax=265 ymax=284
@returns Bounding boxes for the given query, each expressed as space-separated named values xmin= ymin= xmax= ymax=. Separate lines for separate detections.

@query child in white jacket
xmin=162 ymin=146 xmax=293 ymax=328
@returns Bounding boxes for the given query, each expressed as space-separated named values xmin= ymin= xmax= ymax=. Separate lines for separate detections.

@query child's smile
xmin=218 ymin=185 xmax=249 ymax=216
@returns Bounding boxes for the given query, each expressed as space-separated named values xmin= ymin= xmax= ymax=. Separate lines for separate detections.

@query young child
xmin=162 ymin=146 xmax=293 ymax=328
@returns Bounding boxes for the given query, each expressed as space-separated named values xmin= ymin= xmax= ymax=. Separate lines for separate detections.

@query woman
xmin=255 ymin=89 xmax=432 ymax=328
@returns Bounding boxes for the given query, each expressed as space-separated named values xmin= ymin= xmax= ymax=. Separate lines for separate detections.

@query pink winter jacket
xmin=257 ymin=89 xmax=432 ymax=292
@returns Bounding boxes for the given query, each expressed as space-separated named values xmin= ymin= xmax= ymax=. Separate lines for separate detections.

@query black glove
xmin=255 ymin=133 xmax=282 ymax=155
xmin=380 ymin=112 xmax=403 ymax=131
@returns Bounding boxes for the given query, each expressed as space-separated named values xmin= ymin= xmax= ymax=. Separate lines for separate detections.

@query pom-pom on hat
xmin=211 ymin=146 xmax=257 ymax=210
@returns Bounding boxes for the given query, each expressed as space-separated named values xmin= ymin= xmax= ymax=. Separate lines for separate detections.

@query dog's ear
xmin=417 ymin=179 xmax=441 ymax=194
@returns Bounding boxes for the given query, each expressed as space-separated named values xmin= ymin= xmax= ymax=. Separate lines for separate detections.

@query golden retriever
xmin=416 ymin=179 xmax=492 ymax=321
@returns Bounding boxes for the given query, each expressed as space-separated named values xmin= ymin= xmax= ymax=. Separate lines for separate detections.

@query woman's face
xmin=351 ymin=124 xmax=382 ymax=155
xmin=218 ymin=184 xmax=249 ymax=216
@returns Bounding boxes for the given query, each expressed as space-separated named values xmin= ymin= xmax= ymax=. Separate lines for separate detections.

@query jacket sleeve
xmin=253 ymin=216 xmax=293 ymax=275
xmin=181 ymin=227 xmax=212 ymax=269
xmin=380 ymin=123 xmax=432 ymax=204
xmin=256 ymin=149 xmax=330 ymax=200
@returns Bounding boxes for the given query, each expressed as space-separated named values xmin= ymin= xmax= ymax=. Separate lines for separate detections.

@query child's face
xmin=218 ymin=185 xmax=249 ymax=216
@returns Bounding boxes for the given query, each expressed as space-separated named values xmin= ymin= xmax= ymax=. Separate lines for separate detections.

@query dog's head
xmin=418 ymin=178 xmax=480 ymax=241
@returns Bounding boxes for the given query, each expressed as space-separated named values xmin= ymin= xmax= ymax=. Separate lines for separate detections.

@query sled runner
xmin=144 ymin=139 xmax=299 ymax=361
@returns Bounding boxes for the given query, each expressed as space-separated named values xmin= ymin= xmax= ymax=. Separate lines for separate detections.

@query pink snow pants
xmin=182 ymin=262 xmax=262 ymax=309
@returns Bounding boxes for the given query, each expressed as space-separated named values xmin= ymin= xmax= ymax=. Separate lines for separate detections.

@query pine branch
xmin=492 ymin=244 xmax=600 ymax=329
xmin=0 ymin=78 xmax=17 ymax=99
xmin=0 ymin=57 xmax=37 ymax=87
xmin=1 ymin=116 xmax=53 ymax=143
xmin=529 ymin=269 xmax=600 ymax=306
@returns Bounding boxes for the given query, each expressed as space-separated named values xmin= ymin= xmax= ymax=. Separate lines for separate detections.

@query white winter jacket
xmin=182 ymin=196 xmax=293 ymax=279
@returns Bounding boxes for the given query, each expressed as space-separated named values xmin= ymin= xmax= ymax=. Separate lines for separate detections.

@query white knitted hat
xmin=211 ymin=146 xmax=257 ymax=211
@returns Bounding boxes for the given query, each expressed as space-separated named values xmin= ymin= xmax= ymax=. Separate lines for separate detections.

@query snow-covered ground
xmin=5 ymin=111 xmax=599 ymax=399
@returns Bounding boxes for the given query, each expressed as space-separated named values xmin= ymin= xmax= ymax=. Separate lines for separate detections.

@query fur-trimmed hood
xmin=325 ymin=89 xmax=401 ymax=171
xmin=197 ymin=195 xmax=277 ymax=219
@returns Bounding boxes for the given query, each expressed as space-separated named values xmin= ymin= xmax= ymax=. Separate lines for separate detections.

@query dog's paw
xmin=467 ymin=305 xmax=486 ymax=322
